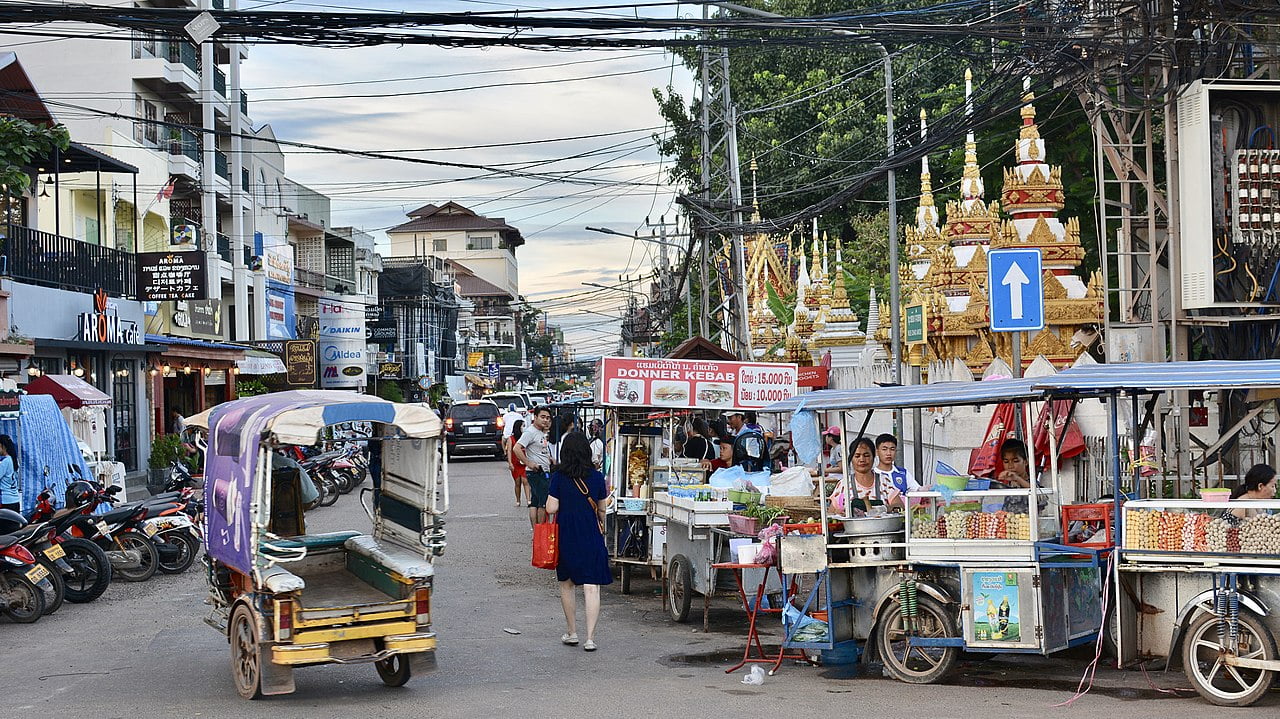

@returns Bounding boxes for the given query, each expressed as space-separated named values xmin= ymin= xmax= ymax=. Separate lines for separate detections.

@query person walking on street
xmin=507 ymin=418 xmax=528 ymax=507
xmin=545 ymin=431 xmax=611 ymax=651
xmin=514 ymin=406 xmax=553 ymax=528
xmin=0 ymin=435 xmax=19 ymax=512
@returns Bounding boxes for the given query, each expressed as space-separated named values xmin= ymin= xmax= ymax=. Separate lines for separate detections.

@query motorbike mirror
xmin=105 ymin=485 xmax=123 ymax=495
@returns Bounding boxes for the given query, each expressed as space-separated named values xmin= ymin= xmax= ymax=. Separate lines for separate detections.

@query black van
xmin=445 ymin=399 xmax=504 ymax=459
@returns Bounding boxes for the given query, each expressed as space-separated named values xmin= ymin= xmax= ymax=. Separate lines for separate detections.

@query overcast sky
xmin=240 ymin=2 xmax=697 ymax=357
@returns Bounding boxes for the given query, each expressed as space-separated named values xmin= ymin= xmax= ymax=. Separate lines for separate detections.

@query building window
xmin=467 ymin=236 xmax=494 ymax=250
xmin=111 ymin=359 xmax=138 ymax=472
xmin=134 ymin=95 xmax=158 ymax=146
xmin=114 ymin=202 xmax=136 ymax=252
xmin=433 ymin=238 xmax=447 ymax=252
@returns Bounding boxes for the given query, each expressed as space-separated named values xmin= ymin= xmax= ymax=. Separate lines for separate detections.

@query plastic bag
xmin=790 ymin=408 xmax=821 ymax=466
xmin=782 ymin=603 xmax=829 ymax=643
xmin=754 ymin=524 xmax=784 ymax=565
xmin=742 ymin=666 xmax=766 ymax=685
xmin=769 ymin=466 xmax=814 ymax=497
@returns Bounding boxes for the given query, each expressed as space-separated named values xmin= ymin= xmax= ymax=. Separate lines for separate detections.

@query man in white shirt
xmin=873 ymin=433 xmax=920 ymax=495
xmin=513 ymin=405 xmax=553 ymax=527
xmin=501 ymin=403 xmax=523 ymax=442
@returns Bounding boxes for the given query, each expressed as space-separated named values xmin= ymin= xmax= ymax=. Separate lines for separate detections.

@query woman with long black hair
xmin=545 ymin=431 xmax=611 ymax=651
xmin=1228 ymin=464 xmax=1278 ymax=520
xmin=0 ymin=434 xmax=19 ymax=512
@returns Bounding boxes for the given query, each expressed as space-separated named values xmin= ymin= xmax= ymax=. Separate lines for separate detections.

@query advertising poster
xmin=137 ymin=251 xmax=207 ymax=301
xmin=971 ymin=571 xmax=1022 ymax=643
xmin=284 ymin=340 xmax=316 ymax=386
xmin=265 ymin=285 xmax=296 ymax=340
xmin=190 ymin=299 xmax=221 ymax=336
xmin=596 ymin=357 xmax=798 ymax=410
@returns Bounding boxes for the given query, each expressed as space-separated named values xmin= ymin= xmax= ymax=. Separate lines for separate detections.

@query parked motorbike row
xmin=287 ymin=442 xmax=370 ymax=509
xmin=0 ymin=468 xmax=203 ymax=623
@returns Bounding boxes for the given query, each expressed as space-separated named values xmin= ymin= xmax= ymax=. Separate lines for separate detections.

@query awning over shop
xmin=146 ymin=334 xmax=246 ymax=363
xmin=23 ymin=373 xmax=112 ymax=409
xmin=237 ymin=348 xmax=287 ymax=375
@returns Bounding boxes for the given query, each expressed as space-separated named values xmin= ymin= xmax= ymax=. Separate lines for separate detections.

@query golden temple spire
xmin=750 ymin=156 xmax=761 ymax=221
xmin=961 ymin=68 xmax=984 ymax=204
xmin=917 ymin=108 xmax=939 ymax=234
xmin=832 ymin=239 xmax=850 ymax=310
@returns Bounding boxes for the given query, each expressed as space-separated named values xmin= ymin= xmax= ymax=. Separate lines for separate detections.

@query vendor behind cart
xmin=1227 ymin=464 xmax=1278 ymax=520
xmin=724 ymin=410 xmax=767 ymax=472
xmin=828 ymin=436 xmax=905 ymax=514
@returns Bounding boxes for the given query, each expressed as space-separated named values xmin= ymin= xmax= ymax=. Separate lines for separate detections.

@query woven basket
xmin=766 ymin=494 xmax=822 ymax=521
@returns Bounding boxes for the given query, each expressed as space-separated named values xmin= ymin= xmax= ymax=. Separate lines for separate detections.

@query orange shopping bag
xmin=532 ymin=516 xmax=559 ymax=569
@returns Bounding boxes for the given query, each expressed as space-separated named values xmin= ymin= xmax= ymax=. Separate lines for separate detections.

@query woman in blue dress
xmin=546 ymin=431 xmax=611 ymax=652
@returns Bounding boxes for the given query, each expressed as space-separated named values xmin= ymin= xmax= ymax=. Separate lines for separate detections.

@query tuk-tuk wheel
xmin=230 ymin=605 xmax=263 ymax=700
xmin=1181 ymin=611 xmax=1276 ymax=707
xmin=376 ymin=655 xmax=412 ymax=687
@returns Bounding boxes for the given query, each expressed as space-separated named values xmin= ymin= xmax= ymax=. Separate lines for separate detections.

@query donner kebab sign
xmin=79 ymin=289 xmax=141 ymax=344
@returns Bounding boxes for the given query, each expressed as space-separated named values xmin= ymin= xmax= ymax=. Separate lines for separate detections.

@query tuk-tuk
xmin=189 ymin=391 xmax=448 ymax=699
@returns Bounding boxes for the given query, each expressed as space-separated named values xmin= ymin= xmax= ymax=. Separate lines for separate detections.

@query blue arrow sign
xmin=987 ymin=248 xmax=1044 ymax=332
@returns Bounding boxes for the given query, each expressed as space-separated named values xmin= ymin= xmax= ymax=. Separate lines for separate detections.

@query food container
xmin=1199 ymin=488 xmax=1232 ymax=503
xmin=621 ymin=498 xmax=648 ymax=512
xmin=728 ymin=489 xmax=762 ymax=505
xmin=838 ymin=513 xmax=905 ymax=536
xmin=735 ymin=543 xmax=760 ymax=564
xmin=833 ymin=530 xmax=905 ymax=563
xmin=727 ymin=513 xmax=787 ymax=536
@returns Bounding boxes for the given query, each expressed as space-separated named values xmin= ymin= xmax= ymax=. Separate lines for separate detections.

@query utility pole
xmin=697 ymin=5 xmax=712 ymax=341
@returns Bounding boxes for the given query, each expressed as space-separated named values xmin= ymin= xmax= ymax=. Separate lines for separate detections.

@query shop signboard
xmin=283 ymin=340 xmax=316 ymax=386
xmin=319 ymin=340 xmax=364 ymax=388
xmin=77 ymin=289 xmax=141 ymax=344
xmin=190 ymin=299 xmax=221 ymax=336
xmin=797 ymin=365 xmax=829 ymax=389
xmin=0 ymin=389 xmax=19 ymax=420
xmin=265 ymin=286 xmax=296 ymax=340
xmin=467 ymin=352 xmax=484 ymax=369
xmin=596 ymin=357 xmax=798 ymax=410
xmin=263 ymin=245 xmax=294 ymax=286
xmin=378 ymin=362 xmax=403 ymax=379
xmin=317 ymin=297 xmax=366 ymax=340
xmin=137 ymin=251 xmax=207 ymax=302
xmin=905 ymin=303 xmax=926 ymax=345
xmin=366 ymin=320 xmax=397 ymax=342
xmin=171 ymin=224 xmax=198 ymax=247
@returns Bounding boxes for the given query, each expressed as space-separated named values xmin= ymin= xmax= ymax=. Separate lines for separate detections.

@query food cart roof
xmin=759 ymin=377 xmax=1045 ymax=412
xmin=1036 ymin=360 xmax=1280 ymax=393
xmin=188 ymin=390 xmax=441 ymax=444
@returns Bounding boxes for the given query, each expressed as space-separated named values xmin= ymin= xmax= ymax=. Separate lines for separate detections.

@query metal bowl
xmin=838 ymin=513 xmax=905 ymax=536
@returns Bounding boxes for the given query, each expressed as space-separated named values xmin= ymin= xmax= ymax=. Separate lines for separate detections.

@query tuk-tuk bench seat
xmin=260 ymin=564 xmax=305 ymax=594
xmin=345 ymin=535 xmax=433 ymax=581
xmin=268 ymin=530 xmax=363 ymax=551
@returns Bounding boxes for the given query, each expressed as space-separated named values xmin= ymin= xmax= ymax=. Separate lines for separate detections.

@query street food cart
xmin=762 ymin=377 xmax=1109 ymax=683
xmin=1034 ymin=360 xmax=1280 ymax=707
xmin=193 ymin=391 xmax=448 ymax=699
xmin=595 ymin=356 xmax=799 ymax=617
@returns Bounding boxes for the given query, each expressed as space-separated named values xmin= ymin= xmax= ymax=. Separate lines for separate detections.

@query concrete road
xmin=1 ymin=455 xmax=1268 ymax=716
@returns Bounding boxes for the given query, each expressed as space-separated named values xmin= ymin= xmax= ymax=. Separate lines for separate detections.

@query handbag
xmin=532 ymin=515 xmax=559 ymax=569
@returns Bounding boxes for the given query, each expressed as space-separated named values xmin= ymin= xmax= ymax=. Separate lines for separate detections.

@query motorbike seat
xmin=143 ymin=492 xmax=183 ymax=505
xmin=0 ymin=534 xmax=20 ymax=549
xmin=98 ymin=506 xmax=138 ymax=524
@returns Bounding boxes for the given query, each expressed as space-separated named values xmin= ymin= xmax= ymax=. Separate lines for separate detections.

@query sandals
xmin=561 ymin=633 xmax=579 ymax=646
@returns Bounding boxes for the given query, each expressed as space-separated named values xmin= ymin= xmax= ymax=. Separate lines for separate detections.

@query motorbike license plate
xmin=25 ymin=564 xmax=49 ymax=584
xmin=95 ymin=520 xmax=111 ymax=538
xmin=42 ymin=544 xmax=66 ymax=561
xmin=142 ymin=522 xmax=159 ymax=537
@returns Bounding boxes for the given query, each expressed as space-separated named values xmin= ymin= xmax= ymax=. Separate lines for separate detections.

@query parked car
xmin=526 ymin=391 xmax=553 ymax=407
xmin=487 ymin=392 xmax=531 ymax=414
xmin=444 ymin=400 xmax=504 ymax=458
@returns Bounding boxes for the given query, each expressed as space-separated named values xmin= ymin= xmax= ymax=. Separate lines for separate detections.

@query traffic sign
xmin=905 ymin=304 xmax=926 ymax=345
xmin=486 ymin=362 xmax=500 ymax=380
xmin=987 ymin=248 xmax=1044 ymax=332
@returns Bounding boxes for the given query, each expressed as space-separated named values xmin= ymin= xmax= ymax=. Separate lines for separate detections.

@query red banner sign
xmin=596 ymin=357 xmax=798 ymax=410
xmin=797 ymin=365 xmax=829 ymax=388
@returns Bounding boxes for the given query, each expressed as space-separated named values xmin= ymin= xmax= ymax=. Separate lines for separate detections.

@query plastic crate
xmin=727 ymin=513 xmax=787 ymax=536
xmin=1061 ymin=503 xmax=1114 ymax=548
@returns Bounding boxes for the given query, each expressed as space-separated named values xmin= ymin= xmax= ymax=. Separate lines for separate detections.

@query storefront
xmin=145 ymin=334 xmax=245 ymax=432
xmin=12 ymin=282 xmax=159 ymax=475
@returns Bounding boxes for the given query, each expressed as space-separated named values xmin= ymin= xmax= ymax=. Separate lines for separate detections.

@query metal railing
xmin=215 ymin=151 xmax=230 ymax=181
xmin=216 ymin=233 xmax=231 ymax=263
xmin=168 ymin=127 xmax=199 ymax=162
xmin=294 ymin=267 xmax=326 ymax=290
xmin=0 ymin=223 xmax=136 ymax=298
xmin=170 ymin=40 xmax=198 ymax=74
xmin=214 ymin=67 xmax=227 ymax=98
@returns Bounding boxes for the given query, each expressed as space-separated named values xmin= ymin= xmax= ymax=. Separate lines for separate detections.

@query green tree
xmin=0 ymin=117 xmax=69 ymax=198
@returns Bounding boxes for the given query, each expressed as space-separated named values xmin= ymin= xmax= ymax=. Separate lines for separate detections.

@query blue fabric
xmin=548 ymin=469 xmax=612 ymax=586
xmin=321 ymin=402 xmax=396 ymax=427
xmin=0 ymin=395 xmax=93 ymax=516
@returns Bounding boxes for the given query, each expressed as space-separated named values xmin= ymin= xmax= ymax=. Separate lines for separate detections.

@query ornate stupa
xmin=811 ymin=239 xmax=867 ymax=362
xmin=786 ymin=252 xmax=816 ymax=365
xmin=892 ymin=70 xmax=1103 ymax=376
xmin=906 ymin=108 xmax=946 ymax=284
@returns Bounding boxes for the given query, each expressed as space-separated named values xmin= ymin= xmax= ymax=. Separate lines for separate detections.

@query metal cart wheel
xmin=875 ymin=595 xmax=959 ymax=685
xmin=667 ymin=554 xmax=692 ymax=623
xmin=1181 ymin=611 xmax=1277 ymax=707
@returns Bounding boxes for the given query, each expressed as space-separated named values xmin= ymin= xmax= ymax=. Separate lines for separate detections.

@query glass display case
xmin=1121 ymin=499 xmax=1280 ymax=565
xmin=905 ymin=489 xmax=1059 ymax=562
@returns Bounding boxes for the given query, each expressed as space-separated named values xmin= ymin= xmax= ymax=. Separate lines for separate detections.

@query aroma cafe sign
xmin=78 ymin=289 xmax=141 ymax=344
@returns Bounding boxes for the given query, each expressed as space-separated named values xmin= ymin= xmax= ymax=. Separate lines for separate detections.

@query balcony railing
xmin=168 ymin=127 xmax=199 ymax=162
xmin=214 ymin=67 xmax=227 ymax=98
xmin=0 ymin=224 xmax=137 ymax=298
xmin=294 ymin=267 xmax=326 ymax=290
xmin=215 ymin=151 xmax=229 ymax=182
xmin=170 ymin=40 xmax=198 ymax=74
xmin=239 ymin=90 xmax=248 ymax=117
xmin=214 ymin=234 xmax=253 ymax=265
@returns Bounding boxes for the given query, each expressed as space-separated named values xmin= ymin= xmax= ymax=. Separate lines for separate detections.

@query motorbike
xmin=0 ymin=509 xmax=75 ymax=614
xmin=27 ymin=488 xmax=115 ymax=603
xmin=55 ymin=483 xmax=162 ymax=583
xmin=0 ymin=523 xmax=57 ymax=622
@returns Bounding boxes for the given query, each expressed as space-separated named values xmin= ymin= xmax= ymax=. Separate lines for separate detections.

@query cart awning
xmin=1036 ymin=359 xmax=1280 ymax=393
xmin=23 ymin=374 xmax=112 ymax=409
xmin=235 ymin=349 xmax=287 ymax=375
xmin=759 ymin=377 xmax=1045 ymax=413
xmin=188 ymin=389 xmax=441 ymax=443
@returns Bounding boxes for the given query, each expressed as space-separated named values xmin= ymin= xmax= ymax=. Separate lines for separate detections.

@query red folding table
xmin=712 ymin=561 xmax=812 ymax=675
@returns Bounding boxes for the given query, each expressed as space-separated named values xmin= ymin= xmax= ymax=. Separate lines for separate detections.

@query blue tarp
xmin=0 ymin=394 xmax=93 ymax=515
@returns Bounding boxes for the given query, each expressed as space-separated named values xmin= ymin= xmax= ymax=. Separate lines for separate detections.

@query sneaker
xmin=583 ymin=640 xmax=597 ymax=652
xmin=561 ymin=633 xmax=579 ymax=646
